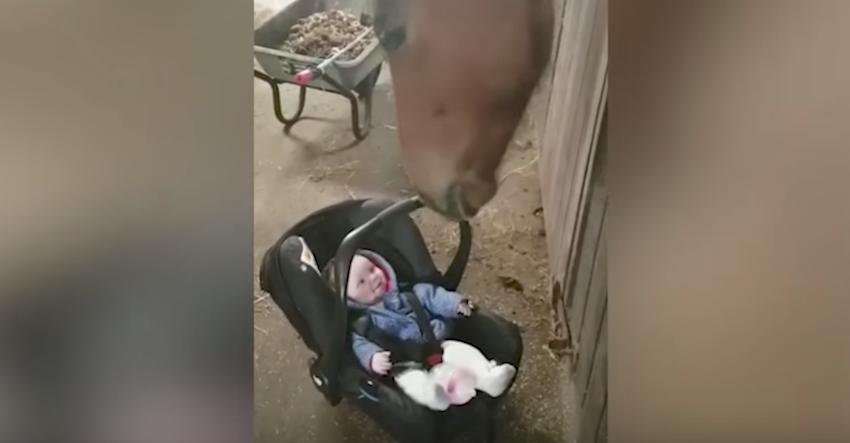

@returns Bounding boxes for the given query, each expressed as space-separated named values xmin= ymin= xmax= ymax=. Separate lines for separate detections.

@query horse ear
xmin=372 ymin=0 xmax=408 ymax=52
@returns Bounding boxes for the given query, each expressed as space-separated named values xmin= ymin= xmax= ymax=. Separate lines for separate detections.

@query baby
xmin=325 ymin=249 xmax=516 ymax=410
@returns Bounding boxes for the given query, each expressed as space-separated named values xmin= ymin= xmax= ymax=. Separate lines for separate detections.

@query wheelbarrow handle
xmin=295 ymin=67 xmax=321 ymax=85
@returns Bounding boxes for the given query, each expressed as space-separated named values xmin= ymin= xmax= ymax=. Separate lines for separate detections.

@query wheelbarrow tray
xmin=254 ymin=0 xmax=384 ymax=91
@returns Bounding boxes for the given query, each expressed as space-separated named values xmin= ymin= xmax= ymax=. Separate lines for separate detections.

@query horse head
xmin=375 ymin=0 xmax=554 ymax=219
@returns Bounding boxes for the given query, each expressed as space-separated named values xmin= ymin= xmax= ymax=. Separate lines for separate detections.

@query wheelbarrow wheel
xmin=254 ymin=70 xmax=307 ymax=126
xmin=350 ymin=65 xmax=382 ymax=140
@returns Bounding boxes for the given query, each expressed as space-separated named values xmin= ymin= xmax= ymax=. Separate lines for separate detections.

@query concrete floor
xmin=252 ymin=22 xmax=578 ymax=438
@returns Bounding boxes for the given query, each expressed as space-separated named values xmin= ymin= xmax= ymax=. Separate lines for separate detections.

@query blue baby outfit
xmin=348 ymin=250 xmax=463 ymax=371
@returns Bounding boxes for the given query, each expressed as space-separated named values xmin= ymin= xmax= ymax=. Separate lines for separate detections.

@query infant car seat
xmin=258 ymin=197 xmax=523 ymax=443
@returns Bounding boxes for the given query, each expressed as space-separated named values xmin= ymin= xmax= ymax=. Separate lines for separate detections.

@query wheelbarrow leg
xmin=349 ymin=66 xmax=381 ymax=140
xmin=323 ymin=77 xmax=372 ymax=141
xmin=274 ymin=84 xmax=306 ymax=126
xmin=348 ymin=89 xmax=372 ymax=141
xmin=253 ymin=70 xmax=306 ymax=126
xmin=321 ymin=65 xmax=380 ymax=140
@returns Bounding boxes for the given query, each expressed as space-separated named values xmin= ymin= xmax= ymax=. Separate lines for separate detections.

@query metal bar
xmin=254 ymin=44 xmax=297 ymax=59
xmin=254 ymin=70 xmax=308 ymax=125
xmin=317 ymin=27 xmax=374 ymax=69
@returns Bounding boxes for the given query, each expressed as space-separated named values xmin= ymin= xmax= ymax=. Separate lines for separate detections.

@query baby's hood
xmin=345 ymin=249 xmax=399 ymax=309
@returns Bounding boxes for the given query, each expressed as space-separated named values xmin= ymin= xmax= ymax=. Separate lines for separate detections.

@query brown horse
xmin=374 ymin=0 xmax=554 ymax=219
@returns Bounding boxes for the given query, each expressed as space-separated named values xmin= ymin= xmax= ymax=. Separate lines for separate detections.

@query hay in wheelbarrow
xmin=282 ymin=9 xmax=377 ymax=60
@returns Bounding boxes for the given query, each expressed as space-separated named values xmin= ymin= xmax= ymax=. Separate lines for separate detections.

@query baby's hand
xmin=458 ymin=300 xmax=474 ymax=317
xmin=370 ymin=351 xmax=392 ymax=375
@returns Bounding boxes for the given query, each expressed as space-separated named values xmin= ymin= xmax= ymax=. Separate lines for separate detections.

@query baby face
xmin=347 ymin=255 xmax=388 ymax=305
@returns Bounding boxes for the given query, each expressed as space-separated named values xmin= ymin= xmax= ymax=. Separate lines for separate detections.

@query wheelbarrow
xmin=254 ymin=0 xmax=386 ymax=140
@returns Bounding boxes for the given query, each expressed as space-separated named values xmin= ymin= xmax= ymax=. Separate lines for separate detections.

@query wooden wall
xmin=535 ymin=0 xmax=608 ymax=441
xmin=571 ymin=119 xmax=607 ymax=443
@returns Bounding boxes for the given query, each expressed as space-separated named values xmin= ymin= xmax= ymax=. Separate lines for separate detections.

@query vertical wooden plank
xmin=539 ymin=0 xmax=595 ymax=262
xmin=574 ymin=222 xmax=606 ymax=391
xmin=550 ymin=0 xmax=608 ymax=295
xmin=539 ymin=0 xmax=608 ymax=314
xmin=567 ymin=119 xmax=607 ymax=338
xmin=577 ymin=306 xmax=607 ymax=443
xmin=565 ymin=113 xmax=607 ymax=306
xmin=597 ymin=403 xmax=608 ymax=443
xmin=567 ymin=198 xmax=607 ymax=338
xmin=540 ymin=16 xmax=571 ymax=271
xmin=575 ymin=305 xmax=603 ymax=400
xmin=529 ymin=0 xmax=569 ymax=144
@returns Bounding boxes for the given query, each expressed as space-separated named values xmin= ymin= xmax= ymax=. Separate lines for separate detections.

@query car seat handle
xmin=441 ymin=221 xmax=472 ymax=291
xmin=320 ymin=196 xmax=425 ymax=402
